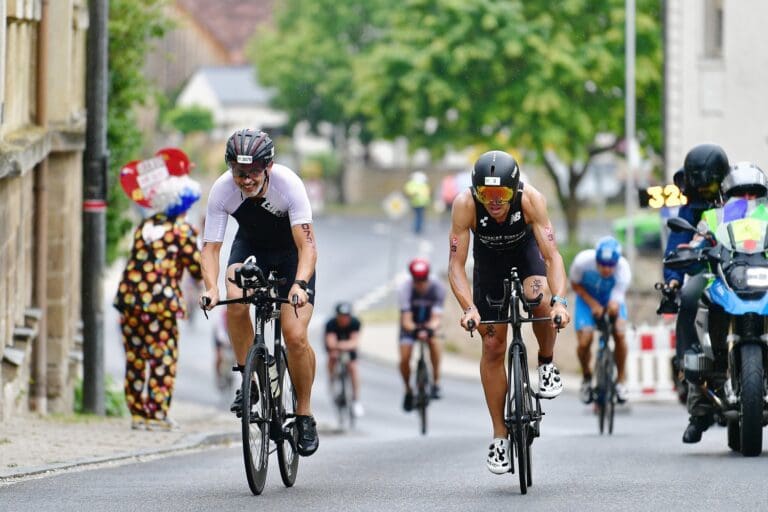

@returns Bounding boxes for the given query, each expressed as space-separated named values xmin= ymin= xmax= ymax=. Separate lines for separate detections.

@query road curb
xmin=0 ymin=430 xmax=240 ymax=482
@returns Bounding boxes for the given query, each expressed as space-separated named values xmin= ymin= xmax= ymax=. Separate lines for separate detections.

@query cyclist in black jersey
xmin=325 ymin=302 xmax=364 ymax=417
xmin=448 ymin=150 xmax=571 ymax=474
xmin=199 ymin=128 xmax=319 ymax=457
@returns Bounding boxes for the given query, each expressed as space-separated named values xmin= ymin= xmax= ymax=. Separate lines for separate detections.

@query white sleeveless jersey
xmin=203 ymin=164 xmax=313 ymax=245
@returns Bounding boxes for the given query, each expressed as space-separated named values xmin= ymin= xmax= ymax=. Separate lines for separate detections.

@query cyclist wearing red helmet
xmin=199 ymin=128 xmax=319 ymax=457
xmin=448 ymin=150 xmax=571 ymax=474
xmin=398 ymin=258 xmax=446 ymax=411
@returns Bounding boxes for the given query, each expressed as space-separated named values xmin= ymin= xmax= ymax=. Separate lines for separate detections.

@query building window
xmin=704 ymin=0 xmax=723 ymax=58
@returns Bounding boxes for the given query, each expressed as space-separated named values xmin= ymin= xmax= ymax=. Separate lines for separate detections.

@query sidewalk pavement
xmin=0 ymin=321 xmax=579 ymax=482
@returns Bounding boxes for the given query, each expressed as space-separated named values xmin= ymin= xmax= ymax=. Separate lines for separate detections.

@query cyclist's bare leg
xmin=427 ymin=337 xmax=442 ymax=386
xmin=524 ymin=275 xmax=555 ymax=359
xmin=225 ymin=263 xmax=254 ymax=366
xmin=576 ymin=329 xmax=594 ymax=377
xmin=348 ymin=359 xmax=360 ymax=400
xmin=612 ymin=319 xmax=628 ymax=382
xmin=399 ymin=343 xmax=414 ymax=391
xmin=281 ymin=302 xmax=315 ymax=415
xmin=480 ymin=323 xmax=509 ymax=438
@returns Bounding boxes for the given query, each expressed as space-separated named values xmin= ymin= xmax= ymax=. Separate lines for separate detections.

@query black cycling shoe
xmin=295 ymin=415 xmax=319 ymax=456
xmin=230 ymin=386 xmax=259 ymax=418
xmin=682 ymin=415 xmax=714 ymax=444
xmin=403 ymin=391 xmax=414 ymax=412
xmin=430 ymin=384 xmax=442 ymax=400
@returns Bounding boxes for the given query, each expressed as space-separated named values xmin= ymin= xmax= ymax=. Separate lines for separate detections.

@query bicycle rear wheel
xmin=416 ymin=358 xmax=429 ymax=435
xmin=242 ymin=344 xmax=270 ymax=495
xmin=511 ymin=344 xmax=528 ymax=494
xmin=277 ymin=347 xmax=300 ymax=487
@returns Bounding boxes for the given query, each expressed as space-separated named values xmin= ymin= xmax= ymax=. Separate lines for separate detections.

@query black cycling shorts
xmin=472 ymin=236 xmax=546 ymax=321
xmin=227 ymin=236 xmax=316 ymax=305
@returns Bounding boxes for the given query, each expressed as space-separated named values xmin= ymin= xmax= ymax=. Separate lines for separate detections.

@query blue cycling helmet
xmin=595 ymin=236 xmax=621 ymax=267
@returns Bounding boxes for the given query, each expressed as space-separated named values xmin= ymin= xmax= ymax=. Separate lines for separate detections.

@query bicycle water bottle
xmin=268 ymin=355 xmax=280 ymax=398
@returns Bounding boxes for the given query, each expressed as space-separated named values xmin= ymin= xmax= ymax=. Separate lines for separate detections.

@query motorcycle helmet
xmin=721 ymin=162 xmax=768 ymax=199
xmin=471 ymin=151 xmax=520 ymax=205
xmin=682 ymin=143 xmax=729 ymax=202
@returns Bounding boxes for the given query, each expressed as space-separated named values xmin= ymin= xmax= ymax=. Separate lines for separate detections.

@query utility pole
xmin=624 ymin=0 xmax=637 ymax=269
xmin=82 ymin=0 xmax=109 ymax=415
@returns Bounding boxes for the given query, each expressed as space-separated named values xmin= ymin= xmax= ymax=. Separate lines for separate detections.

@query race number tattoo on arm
xmin=544 ymin=226 xmax=555 ymax=243
xmin=301 ymin=223 xmax=315 ymax=246
xmin=449 ymin=236 xmax=458 ymax=259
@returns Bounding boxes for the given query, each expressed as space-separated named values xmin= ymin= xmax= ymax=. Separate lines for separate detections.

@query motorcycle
xmin=665 ymin=215 xmax=768 ymax=456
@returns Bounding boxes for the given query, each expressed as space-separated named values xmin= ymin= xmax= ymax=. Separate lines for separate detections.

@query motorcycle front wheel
xmin=738 ymin=343 xmax=764 ymax=457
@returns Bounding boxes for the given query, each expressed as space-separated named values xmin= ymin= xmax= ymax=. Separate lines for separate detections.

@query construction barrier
xmin=625 ymin=320 xmax=677 ymax=401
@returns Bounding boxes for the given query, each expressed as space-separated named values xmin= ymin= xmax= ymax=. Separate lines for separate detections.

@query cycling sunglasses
xmin=475 ymin=185 xmax=516 ymax=205
xmin=232 ymin=160 xmax=270 ymax=179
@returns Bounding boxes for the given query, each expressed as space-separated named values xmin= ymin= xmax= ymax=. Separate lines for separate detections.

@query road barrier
xmin=624 ymin=321 xmax=677 ymax=401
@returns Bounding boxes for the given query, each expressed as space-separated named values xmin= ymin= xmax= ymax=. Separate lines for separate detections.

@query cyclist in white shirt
xmin=199 ymin=128 xmax=319 ymax=457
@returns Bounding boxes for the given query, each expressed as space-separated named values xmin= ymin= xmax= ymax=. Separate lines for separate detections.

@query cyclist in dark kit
xmin=448 ymin=150 xmax=570 ymax=474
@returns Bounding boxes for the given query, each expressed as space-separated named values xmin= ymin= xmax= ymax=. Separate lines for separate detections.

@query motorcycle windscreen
xmin=715 ymin=217 xmax=768 ymax=254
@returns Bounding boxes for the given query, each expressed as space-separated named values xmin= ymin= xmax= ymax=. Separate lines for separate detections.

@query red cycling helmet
xmin=408 ymin=258 xmax=430 ymax=281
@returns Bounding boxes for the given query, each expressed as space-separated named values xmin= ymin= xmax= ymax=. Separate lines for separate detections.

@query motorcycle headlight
xmin=745 ymin=267 xmax=768 ymax=289
xmin=727 ymin=265 xmax=768 ymax=291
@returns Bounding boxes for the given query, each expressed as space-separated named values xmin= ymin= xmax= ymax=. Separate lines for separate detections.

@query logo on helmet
xmin=484 ymin=177 xmax=501 ymax=186
xmin=237 ymin=155 xmax=253 ymax=164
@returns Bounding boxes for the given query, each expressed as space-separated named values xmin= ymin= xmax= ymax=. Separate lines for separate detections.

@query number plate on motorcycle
xmin=745 ymin=268 xmax=768 ymax=287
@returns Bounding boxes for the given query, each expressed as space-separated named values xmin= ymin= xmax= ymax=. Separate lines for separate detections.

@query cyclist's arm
xmin=427 ymin=308 xmax=442 ymax=332
xmin=401 ymin=310 xmax=417 ymax=333
xmin=338 ymin=331 xmax=360 ymax=351
xmin=201 ymin=241 xmax=222 ymax=307
xmin=289 ymin=222 xmax=317 ymax=305
xmin=571 ymin=281 xmax=603 ymax=314
xmin=325 ymin=331 xmax=339 ymax=350
xmin=448 ymin=190 xmax=475 ymax=315
xmin=523 ymin=186 xmax=568 ymax=299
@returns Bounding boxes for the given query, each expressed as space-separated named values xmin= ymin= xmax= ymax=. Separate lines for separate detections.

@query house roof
xmin=196 ymin=65 xmax=274 ymax=105
xmin=177 ymin=0 xmax=274 ymax=55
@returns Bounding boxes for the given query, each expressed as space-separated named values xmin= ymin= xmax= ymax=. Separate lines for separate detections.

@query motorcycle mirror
xmin=666 ymin=216 xmax=696 ymax=233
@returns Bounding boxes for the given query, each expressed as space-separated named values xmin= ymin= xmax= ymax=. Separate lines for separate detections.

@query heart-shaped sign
xmin=119 ymin=148 xmax=191 ymax=207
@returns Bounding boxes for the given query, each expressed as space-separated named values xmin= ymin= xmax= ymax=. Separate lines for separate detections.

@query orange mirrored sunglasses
xmin=475 ymin=186 xmax=516 ymax=205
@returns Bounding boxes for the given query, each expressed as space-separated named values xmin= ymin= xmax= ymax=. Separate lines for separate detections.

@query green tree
xmin=163 ymin=105 xmax=214 ymax=135
xmin=249 ymin=0 xmax=391 ymax=201
xmin=106 ymin=0 xmax=170 ymax=263
xmin=351 ymin=0 xmax=662 ymax=243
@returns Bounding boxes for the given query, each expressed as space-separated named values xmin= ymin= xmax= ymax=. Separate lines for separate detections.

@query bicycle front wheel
xmin=416 ymin=359 xmax=429 ymax=435
xmin=277 ymin=347 xmax=300 ymax=487
xmin=242 ymin=344 xmax=270 ymax=495
xmin=511 ymin=344 xmax=529 ymax=494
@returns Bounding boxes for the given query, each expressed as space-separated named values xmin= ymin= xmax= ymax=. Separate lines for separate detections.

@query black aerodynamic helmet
xmin=471 ymin=150 xmax=521 ymax=205
xmin=225 ymin=128 xmax=275 ymax=166
xmin=682 ymin=143 xmax=729 ymax=201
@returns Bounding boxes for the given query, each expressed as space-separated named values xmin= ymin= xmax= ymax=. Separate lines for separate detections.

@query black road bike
xmin=593 ymin=312 xmax=617 ymax=435
xmin=471 ymin=268 xmax=560 ymax=495
xmin=202 ymin=256 xmax=304 ymax=495
xmin=331 ymin=350 xmax=355 ymax=431
xmin=413 ymin=326 xmax=434 ymax=436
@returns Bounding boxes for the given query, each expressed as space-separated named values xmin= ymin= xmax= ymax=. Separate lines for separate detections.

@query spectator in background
xmin=113 ymin=175 xmax=203 ymax=431
xmin=404 ymin=171 xmax=431 ymax=235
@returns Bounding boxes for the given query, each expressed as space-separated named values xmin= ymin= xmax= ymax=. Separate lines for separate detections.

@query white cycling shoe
xmin=537 ymin=362 xmax=563 ymax=398
xmin=486 ymin=437 xmax=511 ymax=474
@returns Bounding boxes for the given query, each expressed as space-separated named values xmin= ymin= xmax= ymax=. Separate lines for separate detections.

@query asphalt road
xmin=4 ymin=213 xmax=767 ymax=510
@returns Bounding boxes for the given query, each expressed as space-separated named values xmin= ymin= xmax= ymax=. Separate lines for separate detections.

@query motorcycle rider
xmin=658 ymin=144 xmax=729 ymax=442
xmin=679 ymin=161 xmax=768 ymax=443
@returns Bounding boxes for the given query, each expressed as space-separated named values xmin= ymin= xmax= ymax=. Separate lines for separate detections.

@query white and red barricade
xmin=625 ymin=319 xmax=677 ymax=401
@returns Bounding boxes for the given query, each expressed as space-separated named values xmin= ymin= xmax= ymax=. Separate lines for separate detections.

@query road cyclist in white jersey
xmin=199 ymin=128 xmax=320 ymax=457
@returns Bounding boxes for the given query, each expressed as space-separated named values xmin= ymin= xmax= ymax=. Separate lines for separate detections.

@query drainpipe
xmin=32 ymin=0 xmax=50 ymax=414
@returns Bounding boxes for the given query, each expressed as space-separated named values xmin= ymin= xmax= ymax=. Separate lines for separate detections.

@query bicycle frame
xmin=479 ymin=267 xmax=552 ymax=493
